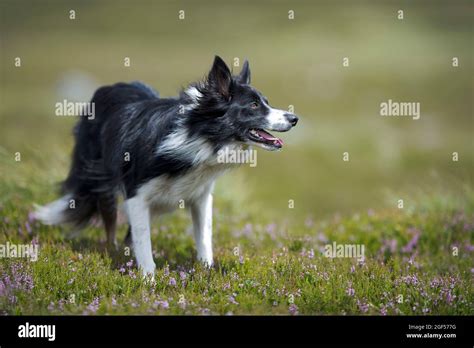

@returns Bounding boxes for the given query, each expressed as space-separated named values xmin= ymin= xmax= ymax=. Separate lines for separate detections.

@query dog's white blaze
xmin=125 ymin=196 xmax=156 ymax=276
xmin=158 ymin=128 xmax=215 ymax=165
xmin=158 ymin=128 xmax=188 ymax=154
xmin=185 ymin=86 xmax=203 ymax=102
xmin=33 ymin=194 xmax=72 ymax=225
xmin=265 ymin=107 xmax=290 ymax=129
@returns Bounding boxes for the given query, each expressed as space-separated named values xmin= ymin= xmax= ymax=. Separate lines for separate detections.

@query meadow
xmin=0 ymin=165 xmax=473 ymax=314
xmin=0 ymin=0 xmax=473 ymax=315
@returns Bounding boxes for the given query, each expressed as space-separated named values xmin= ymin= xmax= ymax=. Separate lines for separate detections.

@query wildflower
xmin=317 ymin=232 xmax=328 ymax=243
xmin=47 ymin=302 xmax=55 ymax=311
xmin=179 ymin=271 xmax=187 ymax=281
xmin=446 ymin=291 xmax=455 ymax=304
xmin=228 ymin=295 xmax=239 ymax=305
xmin=31 ymin=236 xmax=39 ymax=247
xmin=402 ymin=229 xmax=420 ymax=253
xmin=356 ymin=299 xmax=369 ymax=313
xmin=169 ymin=277 xmax=177 ymax=286
xmin=153 ymin=300 xmax=169 ymax=310
xmin=239 ymin=255 xmax=244 ymax=264
xmin=288 ymin=303 xmax=299 ymax=315
xmin=0 ymin=280 xmax=6 ymax=297
xmin=84 ymin=297 xmax=100 ymax=314
xmin=242 ymin=223 xmax=253 ymax=236
xmin=346 ymin=282 xmax=355 ymax=296
xmin=28 ymin=211 xmax=36 ymax=223
xmin=265 ymin=223 xmax=277 ymax=235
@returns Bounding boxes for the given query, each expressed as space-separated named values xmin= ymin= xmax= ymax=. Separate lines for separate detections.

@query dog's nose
xmin=285 ymin=113 xmax=298 ymax=126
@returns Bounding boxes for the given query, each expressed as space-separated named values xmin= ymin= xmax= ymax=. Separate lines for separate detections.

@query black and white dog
xmin=34 ymin=56 xmax=298 ymax=276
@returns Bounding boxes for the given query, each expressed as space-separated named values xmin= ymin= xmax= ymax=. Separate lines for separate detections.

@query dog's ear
xmin=237 ymin=60 xmax=251 ymax=85
xmin=208 ymin=55 xmax=232 ymax=99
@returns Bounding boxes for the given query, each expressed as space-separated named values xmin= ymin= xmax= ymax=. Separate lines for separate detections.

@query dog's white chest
xmin=137 ymin=164 xmax=227 ymax=212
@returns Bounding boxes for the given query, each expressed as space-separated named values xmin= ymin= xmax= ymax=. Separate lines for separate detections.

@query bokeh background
xmin=1 ymin=0 xmax=472 ymax=223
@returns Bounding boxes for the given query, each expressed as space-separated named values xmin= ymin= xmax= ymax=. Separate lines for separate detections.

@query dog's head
xmin=186 ymin=56 xmax=298 ymax=151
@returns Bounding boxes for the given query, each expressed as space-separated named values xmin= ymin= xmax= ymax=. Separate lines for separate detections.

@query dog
xmin=34 ymin=56 xmax=298 ymax=276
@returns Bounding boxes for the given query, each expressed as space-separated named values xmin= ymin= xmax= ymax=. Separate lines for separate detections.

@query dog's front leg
xmin=191 ymin=192 xmax=214 ymax=267
xmin=125 ymin=196 xmax=156 ymax=277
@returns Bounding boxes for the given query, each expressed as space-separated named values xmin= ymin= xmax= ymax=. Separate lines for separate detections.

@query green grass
xmin=0 ymin=168 xmax=472 ymax=315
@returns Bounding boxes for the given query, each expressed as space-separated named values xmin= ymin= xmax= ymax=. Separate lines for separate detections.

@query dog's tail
xmin=34 ymin=81 xmax=159 ymax=228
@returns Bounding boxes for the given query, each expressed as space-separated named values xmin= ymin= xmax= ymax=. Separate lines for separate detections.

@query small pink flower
xmin=228 ymin=294 xmax=239 ymax=305
xmin=346 ymin=282 xmax=355 ymax=296
xmin=179 ymin=271 xmax=187 ymax=280
xmin=288 ymin=304 xmax=298 ymax=315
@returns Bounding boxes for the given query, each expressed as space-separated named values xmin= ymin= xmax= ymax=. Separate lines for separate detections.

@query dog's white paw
xmin=198 ymin=254 xmax=214 ymax=268
xmin=139 ymin=262 xmax=156 ymax=281
xmin=142 ymin=273 xmax=156 ymax=285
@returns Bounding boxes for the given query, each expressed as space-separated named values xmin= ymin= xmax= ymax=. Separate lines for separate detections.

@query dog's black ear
xmin=208 ymin=55 xmax=232 ymax=99
xmin=237 ymin=60 xmax=251 ymax=84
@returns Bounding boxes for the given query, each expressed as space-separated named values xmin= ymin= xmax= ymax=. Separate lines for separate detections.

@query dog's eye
xmin=250 ymin=102 xmax=259 ymax=109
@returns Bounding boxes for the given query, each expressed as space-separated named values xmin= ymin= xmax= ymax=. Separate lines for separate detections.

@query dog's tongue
xmin=257 ymin=129 xmax=283 ymax=146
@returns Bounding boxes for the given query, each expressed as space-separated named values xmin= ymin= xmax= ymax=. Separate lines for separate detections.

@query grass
xmin=0 ymin=169 xmax=472 ymax=315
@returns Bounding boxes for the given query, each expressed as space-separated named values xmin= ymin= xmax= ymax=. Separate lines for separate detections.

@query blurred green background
xmin=1 ymin=0 xmax=472 ymax=222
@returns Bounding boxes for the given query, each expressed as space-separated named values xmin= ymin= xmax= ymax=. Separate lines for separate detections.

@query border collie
xmin=34 ymin=56 xmax=298 ymax=276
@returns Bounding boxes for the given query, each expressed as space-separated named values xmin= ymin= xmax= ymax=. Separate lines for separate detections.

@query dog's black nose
xmin=285 ymin=113 xmax=298 ymax=126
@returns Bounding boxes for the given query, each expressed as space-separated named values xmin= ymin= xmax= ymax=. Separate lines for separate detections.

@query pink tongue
xmin=257 ymin=130 xmax=283 ymax=146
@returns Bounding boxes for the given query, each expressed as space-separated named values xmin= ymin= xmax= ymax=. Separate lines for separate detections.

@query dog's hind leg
xmin=98 ymin=193 xmax=118 ymax=251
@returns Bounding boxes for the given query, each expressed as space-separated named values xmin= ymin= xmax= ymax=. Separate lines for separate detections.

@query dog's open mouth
xmin=248 ymin=128 xmax=283 ymax=150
